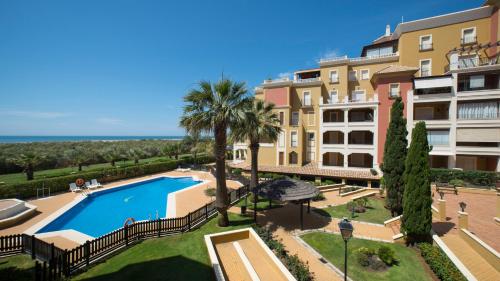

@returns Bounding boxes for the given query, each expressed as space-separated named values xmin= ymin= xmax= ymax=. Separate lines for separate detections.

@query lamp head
xmin=338 ymin=218 xmax=354 ymax=241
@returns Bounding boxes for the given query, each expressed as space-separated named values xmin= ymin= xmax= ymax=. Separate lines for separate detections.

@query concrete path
xmin=440 ymin=234 xmax=500 ymax=281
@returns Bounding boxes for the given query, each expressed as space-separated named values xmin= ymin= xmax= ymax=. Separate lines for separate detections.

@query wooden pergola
xmin=256 ymin=177 xmax=319 ymax=230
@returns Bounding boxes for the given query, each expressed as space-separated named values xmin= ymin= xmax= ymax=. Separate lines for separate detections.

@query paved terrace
xmin=0 ymin=171 xmax=242 ymax=249
xmin=229 ymin=161 xmax=380 ymax=181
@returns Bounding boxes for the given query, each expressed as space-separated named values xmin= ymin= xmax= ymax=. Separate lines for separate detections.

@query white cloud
xmin=278 ymin=72 xmax=292 ymax=79
xmin=0 ymin=110 xmax=70 ymax=119
xmin=321 ymin=49 xmax=340 ymax=59
xmin=96 ymin=117 xmax=123 ymax=125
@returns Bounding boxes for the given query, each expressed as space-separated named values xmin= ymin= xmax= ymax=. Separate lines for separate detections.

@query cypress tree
xmin=402 ymin=121 xmax=432 ymax=244
xmin=382 ymin=97 xmax=408 ymax=216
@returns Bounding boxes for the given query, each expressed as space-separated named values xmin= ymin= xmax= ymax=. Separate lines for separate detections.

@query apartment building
xmin=232 ymin=2 xmax=500 ymax=184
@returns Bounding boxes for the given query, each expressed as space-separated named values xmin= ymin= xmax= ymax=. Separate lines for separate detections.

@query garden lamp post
xmin=338 ymin=218 xmax=354 ymax=281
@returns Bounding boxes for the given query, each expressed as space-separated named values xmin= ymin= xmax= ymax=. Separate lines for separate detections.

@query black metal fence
xmin=0 ymin=184 xmax=250 ymax=280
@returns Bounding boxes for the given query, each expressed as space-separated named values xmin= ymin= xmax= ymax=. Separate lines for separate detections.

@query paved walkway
xmin=229 ymin=202 xmax=394 ymax=281
xmin=311 ymin=189 xmax=378 ymax=208
xmin=440 ymin=234 xmax=500 ymax=281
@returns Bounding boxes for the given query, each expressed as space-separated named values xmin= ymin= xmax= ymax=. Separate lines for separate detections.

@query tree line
xmin=0 ymin=137 xmax=214 ymax=179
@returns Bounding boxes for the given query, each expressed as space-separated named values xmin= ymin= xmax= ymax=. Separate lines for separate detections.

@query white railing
xmin=320 ymin=52 xmax=399 ymax=64
xmin=293 ymin=77 xmax=321 ymax=84
xmin=320 ymin=94 xmax=378 ymax=105
xmin=263 ymin=77 xmax=290 ymax=84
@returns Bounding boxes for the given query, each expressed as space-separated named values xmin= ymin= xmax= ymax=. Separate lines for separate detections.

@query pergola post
xmin=300 ymin=200 xmax=304 ymax=230
xmin=307 ymin=199 xmax=311 ymax=213
xmin=269 ymin=198 xmax=272 ymax=209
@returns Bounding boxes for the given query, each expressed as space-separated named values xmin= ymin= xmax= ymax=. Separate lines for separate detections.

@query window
xmin=427 ymin=130 xmax=449 ymax=146
xmin=290 ymin=131 xmax=298 ymax=147
xmin=279 ymin=111 xmax=284 ymax=125
xmin=457 ymin=101 xmax=499 ymax=120
xmin=420 ymin=35 xmax=432 ymax=50
xmin=303 ymin=91 xmax=311 ymax=106
xmin=289 ymin=152 xmax=298 ymax=165
xmin=360 ymin=69 xmax=369 ymax=80
xmin=458 ymin=55 xmax=478 ymax=68
xmin=351 ymin=90 xmax=365 ymax=102
xmin=329 ymin=70 xmax=338 ymax=83
xmin=278 ymin=131 xmax=285 ymax=147
xmin=420 ymin=59 xmax=431 ymax=77
xmin=348 ymin=70 xmax=357 ymax=81
xmin=329 ymin=90 xmax=338 ymax=103
xmin=307 ymin=111 xmax=315 ymax=126
xmin=366 ymin=46 xmax=393 ymax=57
xmin=389 ymin=83 xmax=400 ymax=97
xmin=291 ymin=112 xmax=299 ymax=126
xmin=461 ymin=27 xmax=476 ymax=44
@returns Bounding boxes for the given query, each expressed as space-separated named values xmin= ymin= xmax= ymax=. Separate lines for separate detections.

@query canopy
xmin=257 ymin=177 xmax=319 ymax=202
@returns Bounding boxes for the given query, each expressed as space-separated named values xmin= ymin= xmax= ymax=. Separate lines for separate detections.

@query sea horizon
xmin=0 ymin=135 xmax=185 ymax=143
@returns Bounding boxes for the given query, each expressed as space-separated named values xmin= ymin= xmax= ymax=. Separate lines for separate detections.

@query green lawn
xmin=0 ymin=213 xmax=253 ymax=281
xmin=314 ymin=198 xmax=391 ymax=224
xmin=0 ymin=254 xmax=35 ymax=281
xmin=0 ymin=154 xmax=199 ymax=185
xmin=301 ymin=232 xmax=433 ymax=281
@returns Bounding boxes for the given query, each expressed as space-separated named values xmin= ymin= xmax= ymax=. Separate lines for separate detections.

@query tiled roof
xmin=374 ymin=65 xmax=419 ymax=74
xmin=229 ymin=161 xmax=380 ymax=180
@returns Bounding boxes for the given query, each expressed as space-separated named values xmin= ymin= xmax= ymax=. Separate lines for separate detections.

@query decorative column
xmin=458 ymin=211 xmax=469 ymax=230
xmin=438 ymin=199 xmax=446 ymax=222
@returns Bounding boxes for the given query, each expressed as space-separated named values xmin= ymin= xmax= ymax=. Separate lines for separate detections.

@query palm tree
xmin=231 ymin=99 xmax=281 ymax=215
xmin=10 ymin=151 xmax=45 ymax=180
xmin=127 ymin=148 xmax=145 ymax=164
xmin=101 ymin=146 xmax=125 ymax=167
xmin=180 ymin=78 xmax=249 ymax=227
xmin=64 ymin=146 xmax=92 ymax=171
xmin=163 ymin=142 xmax=182 ymax=160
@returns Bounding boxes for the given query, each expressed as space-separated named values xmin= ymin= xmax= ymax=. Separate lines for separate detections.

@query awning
xmin=456 ymin=128 xmax=500 ymax=142
xmin=414 ymin=76 xmax=452 ymax=89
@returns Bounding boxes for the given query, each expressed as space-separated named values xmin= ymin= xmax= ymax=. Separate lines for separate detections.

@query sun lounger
xmin=175 ymin=166 xmax=191 ymax=172
xmin=91 ymin=179 xmax=102 ymax=188
xmin=69 ymin=183 xmax=82 ymax=192
xmin=85 ymin=181 xmax=98 ymax=190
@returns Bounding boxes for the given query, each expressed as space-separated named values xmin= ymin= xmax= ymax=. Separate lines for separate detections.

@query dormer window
xmin=461 ymin=28 xmax=476 ymax=45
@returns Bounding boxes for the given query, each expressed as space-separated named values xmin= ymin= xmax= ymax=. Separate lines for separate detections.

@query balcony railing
xmin=419 ymin=43 xmax=433 ymax=51
xmin=461 ymin=36 xmax=477 ymax=45
xmin=293 ymin=77 xmax=321 ymax=84
xmin=446 ymin=56 xmax=499 ymax=72
xmin=263 ymin=77 xmax=290 ymax=84
xmin=319 ymin=52 xmax=399 ymax=64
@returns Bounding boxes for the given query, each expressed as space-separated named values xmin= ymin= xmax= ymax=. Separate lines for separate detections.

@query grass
xmin=0 ymin=254 xmax=36 ymax=281
xmin=71 ymin=213 xmax=253 ymax=281
xmin=0 ymin=153 xmax=200 ymax=185
xmin=301 ymin=232 xmax=433 ymax=281
xmin=314 ymin=198 xmax=391 ymax=224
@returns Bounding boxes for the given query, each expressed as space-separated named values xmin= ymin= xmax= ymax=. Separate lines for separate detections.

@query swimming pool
xmin=36 ymin=176 xmax=202 ymax=237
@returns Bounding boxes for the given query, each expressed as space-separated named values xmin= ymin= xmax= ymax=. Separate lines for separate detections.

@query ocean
xmin=0 ymin=136 xmax=184 ymax=143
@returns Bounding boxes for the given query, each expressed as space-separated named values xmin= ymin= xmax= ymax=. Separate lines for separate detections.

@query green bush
xmin=0 ymin=156 xmax=215 ymax=199
xmin=323 ymin=179 xmax=334 ymax=185
xmin=312 ymin=192 xmax=326 ymax=202
xmin=355 ymin=247 xmax=376 ymax=267
xmin=418 ymin=243 xmax=467 ymax=281
xmin=430 ymin=168 xmax=499 ymax=187
xmin=449 ymin=179 xmax=464 ymax=187
xmin=378 ymin=246 xmax=396 ymax=265
xmin=232 ymin=168 xmax=242 ymax=175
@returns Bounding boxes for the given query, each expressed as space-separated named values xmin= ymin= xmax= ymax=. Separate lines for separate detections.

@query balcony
xmin=461 ymin=36 xmax=477 ymax=45
xmin=457 ymin=101 xmax=500 ymax=120
xmin=348 ymin=108 xmax=374 ymax=123
xmin=446 ymin=56 xmax=499 ymax=72
xmin=414 ymin=102 xmax=449 ymax=121
xmin=323 ymin=131 xmax=344 ymax=145
xmin=348 ymin=131 xmax=374 ymax=145
xmin=262 ymin=77 xmax=292 ymax=88
xmin=457 ymin=72 xmax=500 ymax=92
xmin=293 ymin=77 xmax=322 ymax=85
xmin=319 ymin=52 xmax=399 ymax=66
xmin=323 ymin=109 xmax=344 ymax=123
xmin=419 ymin=43 xmax=433 ymax=51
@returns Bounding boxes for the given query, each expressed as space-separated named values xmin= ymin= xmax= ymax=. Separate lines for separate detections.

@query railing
xmin=263 ymin=77 xmax=290 ymax=84
xmin=319 ymin=52 xmax=399 ymax=64
xmin=293 ymin=77 xmax=321 ymax=84
xmin=419 ymin=43 xmax=433 ymax=51
xmin=457 ymin=111 xmax=500 ymax=120
xmin=0 ymin=184 xmax=251 ymax=279
xmin=461 ymin=36 xmax=477 ymax=45
xmin=447 ymin=56 xmax=499 ymax=72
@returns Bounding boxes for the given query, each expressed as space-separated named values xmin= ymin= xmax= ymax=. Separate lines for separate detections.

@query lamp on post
xmin=338 ymin=218 xmax=354 ymax=281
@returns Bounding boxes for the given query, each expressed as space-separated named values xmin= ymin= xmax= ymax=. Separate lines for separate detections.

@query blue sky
xmin=0 ymin=0 xmax=484 ymax=136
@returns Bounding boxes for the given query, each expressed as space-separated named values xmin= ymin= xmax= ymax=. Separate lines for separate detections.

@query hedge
xmin=418 ymin=243 xmax=466 ymax=281
xmin=430 ymin=168 xmax=499 ymax=187
xmin=0 ymin=155 xmax=215 ymax=199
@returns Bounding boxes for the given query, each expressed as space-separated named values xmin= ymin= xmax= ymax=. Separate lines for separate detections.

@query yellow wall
xmin=399 ymin=17 xmax=491 ymax=76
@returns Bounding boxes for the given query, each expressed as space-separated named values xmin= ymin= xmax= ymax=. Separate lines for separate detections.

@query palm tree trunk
xmin=214 ymin=123 xmax=230 ymax=227
xmin=249 ymin=142 xmax=259 ymax=204
xmin=26 ymin=164 xmax=34 ymax=181
xmin=135 ymin=158 xmax=139 ymax=164
xmin=78 ymin=163 xmax=83 ymax=171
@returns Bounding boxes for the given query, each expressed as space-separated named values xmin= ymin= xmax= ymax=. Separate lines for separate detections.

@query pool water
xmin=37 ymin=177 xmax=201 ymax=237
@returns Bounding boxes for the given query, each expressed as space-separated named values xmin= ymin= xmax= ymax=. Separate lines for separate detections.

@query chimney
xmin=385 ymin=24 xmax=391 ymax=36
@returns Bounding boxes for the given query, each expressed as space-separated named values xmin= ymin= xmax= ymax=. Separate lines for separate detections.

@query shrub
xmin=232 ymin=168 xmax=242 ymax=175
xmin=430 ymin=168 xmax=499 ymax=187
xmin=418 ymin=243 xmax=467 ymax=281
xmin=323 ymin=179 xmax=334 ymax=185
xmin=449 ymin=179 xmax=464 ymax=187
xmin=355 ymin=247 xmax=376 ymax=267
xmin=204 ymin=188 xmax=216 ymax=197
xmin=312 ymin=192 xmax=326 ymax=201
xmin=0 ymin=156 xmax=215 ymax=199
xmin=378 ymin=246 xmax=396 ymax=265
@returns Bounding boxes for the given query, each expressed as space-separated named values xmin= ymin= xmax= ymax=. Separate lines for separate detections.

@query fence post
xmin=125 ymin=224 xmax=129 ymax=246
xmin=157 ymin=219 xmax=161 ymax=238
xmin=85 ymin=240 xmax=90 ymax=266
xmin=205 ymin=204 xmax=209 ymax=220
xmin=63 ymin=249 xmax=69 ymax=277
xmin=188 ymin=212 xmax=191 ymax=231
xmin=35 ymin=261 xmax=41 ymax=281
xmin=31 ymin=234 xmax=36 ymax=259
